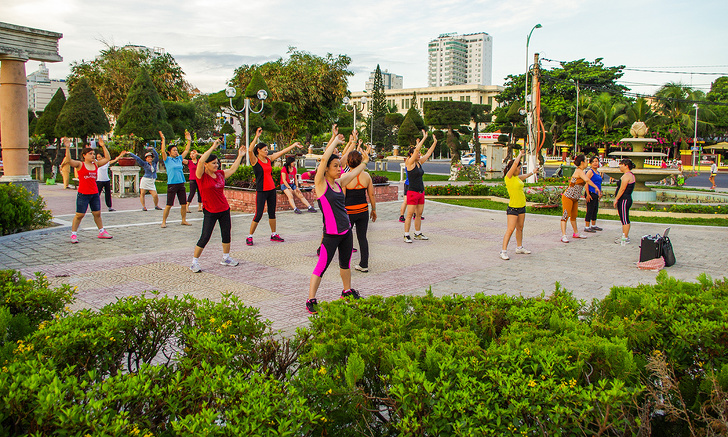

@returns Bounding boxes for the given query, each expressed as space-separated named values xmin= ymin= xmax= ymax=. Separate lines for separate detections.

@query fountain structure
xmin=601 ymin=122 xmax=680 ymax=202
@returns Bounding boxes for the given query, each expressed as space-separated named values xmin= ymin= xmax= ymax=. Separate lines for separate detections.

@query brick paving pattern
xmin=1 ymin=184 xmax=726 ymax=335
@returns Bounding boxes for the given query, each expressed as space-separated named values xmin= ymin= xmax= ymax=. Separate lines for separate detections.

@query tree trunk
xmin=447 ymin=126 xmax=459 ymax=164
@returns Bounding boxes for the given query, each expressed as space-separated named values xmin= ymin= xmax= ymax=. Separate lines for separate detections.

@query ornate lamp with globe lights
xmin=226 ymin=87 xmax=268 ymax=165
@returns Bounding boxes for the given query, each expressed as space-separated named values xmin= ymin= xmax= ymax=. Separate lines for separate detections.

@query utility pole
xmin=526 ymin=52 xmax=539 ymax=183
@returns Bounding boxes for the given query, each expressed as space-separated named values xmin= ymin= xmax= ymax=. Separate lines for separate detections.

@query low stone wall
xmin=223 ymin=184 xmax=399 ymax=213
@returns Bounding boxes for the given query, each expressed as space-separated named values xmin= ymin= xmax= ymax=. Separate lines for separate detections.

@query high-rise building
xmin=428 ymin=32 xmax=492 ymax=87
xmin=27 ymin=62 xmax=68 ymax=112
xmin=364 ymin=68 xmax=403 ymax=92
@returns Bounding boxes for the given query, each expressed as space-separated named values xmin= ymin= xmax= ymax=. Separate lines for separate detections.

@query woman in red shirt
xmin=245 ymin=127 xmax=303 ymax=246
xmin=191 ymin=138 xmax=246 ymax=273
xmin=63 ymin=137 xmax=113 ymax=243
xmin=281 ymin=156 xmax=316 ymax=214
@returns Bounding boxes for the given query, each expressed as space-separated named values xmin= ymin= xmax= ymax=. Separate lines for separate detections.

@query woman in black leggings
xmin=190 ymin=139 xmax=246 ymax=272
xmin=246 ymin=127 xmax=303 ymax=246
xmin=344 ymin=149 xmax=377 ymax=272
xmin=186 ymin=149 xmax=203 ymax=213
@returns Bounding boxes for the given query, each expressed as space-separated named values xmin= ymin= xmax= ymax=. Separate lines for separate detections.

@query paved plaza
xmin=1 ymin=184 xmax=726 ymax=334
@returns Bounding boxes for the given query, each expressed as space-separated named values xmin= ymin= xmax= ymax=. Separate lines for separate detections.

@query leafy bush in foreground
xmin=1 ymin=269 xmax=727 ymax=436
xmin=0 ymin=184 xmax=53 ymax=235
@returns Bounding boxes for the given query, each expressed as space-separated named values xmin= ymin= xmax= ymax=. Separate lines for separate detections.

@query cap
xmin=145 ymin=152 xmax=153 ymax=158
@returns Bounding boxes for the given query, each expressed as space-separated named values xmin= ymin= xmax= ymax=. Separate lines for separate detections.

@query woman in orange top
xmin=560 ymin=154 xmax=600 ymax=243
xmin=343 ymin=149 xmax=377 ymax=272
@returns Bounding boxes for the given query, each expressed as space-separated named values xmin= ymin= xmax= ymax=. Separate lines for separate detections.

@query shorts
xmin=281 ymin=184 xmax=297 ymax=191
xmin=561 ymin=195 xmax=579 ymax=221
xmin=76 ymin=192 xmax=101 ymax=214
xmin=406 ymin=191 xmax=425 ymax=205
xmin=506 ymin=206 xmax=526 ymax=216
xmin=166 ymin=183 xmax=187 ymax=206
xmin=140 ymin=177 xmax=157 ymax=191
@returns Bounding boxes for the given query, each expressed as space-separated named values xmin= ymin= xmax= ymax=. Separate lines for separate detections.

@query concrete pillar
xmin=0 ymin=57 xmax=31 ymax=182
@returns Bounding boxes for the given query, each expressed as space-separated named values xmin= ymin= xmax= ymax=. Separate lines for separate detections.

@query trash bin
xmin=560 ymin=165 xmax=576 ymax=178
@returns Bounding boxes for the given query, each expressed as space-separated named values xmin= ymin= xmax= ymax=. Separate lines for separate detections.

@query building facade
xmin=351 ymin=83 xmax=503 ymax=117
xmin=427 ymin=32 xmax=493 ymax=87
xmin=26 ymin=62 xmax=67 ymax=112
xmin=364 ymin=68 xmax=403 ymax=93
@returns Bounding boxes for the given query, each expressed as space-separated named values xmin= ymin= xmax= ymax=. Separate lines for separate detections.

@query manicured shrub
xmin=0 ymin=184 xmax=53 ymax=235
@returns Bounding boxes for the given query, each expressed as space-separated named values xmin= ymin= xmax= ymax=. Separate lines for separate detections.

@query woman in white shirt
xmin=95 ymin=150 xmax=122 ymax=212
xmin=710 ymin=159 xmax=718 ymax=190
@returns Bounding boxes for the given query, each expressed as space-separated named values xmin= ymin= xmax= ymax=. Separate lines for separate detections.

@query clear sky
xmin=3 ymin=0 xmax=727 ymax=98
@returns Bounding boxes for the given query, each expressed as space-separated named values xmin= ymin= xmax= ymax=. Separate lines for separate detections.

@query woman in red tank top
xmin=63 ymin=137 xmax=113 ymax=243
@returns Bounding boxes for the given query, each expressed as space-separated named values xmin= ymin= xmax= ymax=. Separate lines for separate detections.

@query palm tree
xmin=654 ymin=83 xmax=713 ymax=157
xmin=582 ymin=93 xmax=629 ymax=140
xmin=626 ymin=98 xmax=657 ymax=125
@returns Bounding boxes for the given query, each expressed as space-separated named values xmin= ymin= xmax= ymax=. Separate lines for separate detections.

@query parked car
xmin=460 ymin=153 xmax=487 ymax=166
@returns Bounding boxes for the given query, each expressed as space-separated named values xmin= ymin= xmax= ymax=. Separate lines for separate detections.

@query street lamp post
xmin=226 ymin=87 xmax=268 ymax=166
xmin=525 ymin=23 xmax=542 ymax=181
xmin=693 ymin=103 xmax=699 ymax=172
xmin=343 ymin=96 xmax=367 ymax=131
xmin=574 ymin=79 xmax=579 ymax=153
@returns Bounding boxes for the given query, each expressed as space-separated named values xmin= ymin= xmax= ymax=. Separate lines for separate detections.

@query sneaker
xmin=246 ymin=237 xmax=254 ymax=246
xmin=270 ymin=234 xmax=285 ymax=242
xmin=190 ymin=261 xmax=201 ymax=273
xmin=70 ymin=234 xmax=78 ymax=244
xmin=154 ymin=206 xmax=163 ymax=210
xmin=294 ymin=208 xmax=302 ymax=214
xmin=412 ymin=213 xmax=425 ymax=221
xmin=614 ymin=237 xmax=631 ymax=244
xmin=515 ymin=247 xmax=531 ymax=254
xmin=399 ymin=215 xmax=405 ymax=223
xmin=572 ymin=233 xmax=587 ymax=239
xmin=499 ymin=250 xmax=510 ymax=260
xmin=308 ymin=206 xmax=317 ymax=213
xmin=316 ymin=247 xmax=320 ymax=256
xmin=352 ymin=248 xmax=358 ymax=253
xmin=98 ymin=230 xmax=113 ymax=239
xmin=403 ymin=234 xmax=413 ymax=243
xmin=354 ymin=264 xmax=369 ymax=272
xmin=414 ymin=233 xmax=429 ymax=240
xmin=591 ymin=225 xmax=603 ymax=231
xmin=306 ymin=298 xmax=318 ymax=314
xmin=584 ymin=227 xmax=596 ymax=233
xmin=108 ymin=208 xmax=116 ymax=212
xmin=143 ymin=207 xmax=148 ymax=211
xmin=341 ymin=289 xmax=361 ymax=299
xmin=560 ymin=235 xmax=569 ymax=243
xmin=220 ymin=257 xmax=239 ymax=267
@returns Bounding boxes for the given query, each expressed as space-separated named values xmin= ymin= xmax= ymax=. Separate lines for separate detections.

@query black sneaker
xmin=412 ymin=213 xmax=425 ymax=221
xmin=341 ymin=289 xmax=361 ymax=299
xmin=306 ymin=298 xmax=318 ymax=314
xmin=399 ymin=215 xmax=405 ymax=223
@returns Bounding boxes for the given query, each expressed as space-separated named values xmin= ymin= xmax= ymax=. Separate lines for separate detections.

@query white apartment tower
xmin=27 ymin=62 xmax=68 ymax=112
xmin=428 ymin=32 xmax=492 ymax=87
xmin=364 ymin=68 xmax=403 ymax=92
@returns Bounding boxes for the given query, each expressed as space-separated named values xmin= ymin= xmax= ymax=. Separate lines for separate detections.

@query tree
xmin=28 ymin=110 xmax=38 ymax=136
xmin=162 ymin=101 xmax=195 ymax=137
xmin=654 ymin=83 xmax=710 ymax=155
xmin=115 ymin=70 xmax=173 ymax=149
xmin=189 ymin=95 xmax=216 ymax=138
xmin=55 ymin=78 xmax=110 ymax=144
xmin=706 ymin=77 xmax=728 ymax=138
xmin=370 ymin=65 xmax=388 ymax=147
xmin=470 ymin=104 xmax=492 ymax=167
xmin=582 ymin=92 xmax=629 ymax=140
xmin=397 ymin=113 xmax=420 ymax=147
xmin=34 ymin=88 xmax=65 ymax=142
xmin=220 ymin=122 xmax=235 ymax=135
xmin=225 ymin=48 xmax=351 ymax=144
xmin=423 ymin=101 xmax=472 ymax=163
xmin=69 ymin=44 xmax=191 ymax=119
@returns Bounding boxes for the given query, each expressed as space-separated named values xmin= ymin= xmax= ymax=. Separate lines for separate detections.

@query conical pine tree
xmin=115 ymin=69 xmax=173 ymax=142
xmin=55 ymin=78 xmax=110 ymax=143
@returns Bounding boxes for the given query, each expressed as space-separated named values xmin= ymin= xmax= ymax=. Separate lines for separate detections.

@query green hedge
xmin=0 ymin=184 xmax=53 ymax=235
xmin=2 ymin=270 xmax=727 ymax=436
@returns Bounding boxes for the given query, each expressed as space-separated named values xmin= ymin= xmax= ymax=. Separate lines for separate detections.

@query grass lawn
xmin=369 ymin=171 xmax=450 ymax=182
xmin=432 ymin=198 xmax=728 ymax=227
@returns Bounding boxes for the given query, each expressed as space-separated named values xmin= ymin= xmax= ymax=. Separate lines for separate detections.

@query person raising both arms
xmin=500 ymin=149 xmax=538 ymax=260
xmin=559 ymin=154 xmax=601 ymax=243
xmin=159 ymin=130 xmax=192 ymax=228
xmin=123 ymin=144 xmax=162 ymax=211
xmin=63 ymin=137 xmax=113 ymax=243
xmin=403 ymin=130 xmax=437 ymax=243
xmin=190 ymin=138 xmax=247 ymax=272
xmin=281 ymin=155 xmax=317 ymax=213
xmin=343 ymin=148 xmax=377 ymax=272
xmin=186 ymin=149 xmax=203 ymax=213
xmin=246 ymin=127 xmax=304 ymax=245
xmin=583 ymin=156 xmax=603 ymax=233
xmin=306 ymin=125 xmax=371 ymax=314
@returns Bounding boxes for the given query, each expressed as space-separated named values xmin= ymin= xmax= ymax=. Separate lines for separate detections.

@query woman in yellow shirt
xmin=501 ymin=150 xmax=538 ymax=260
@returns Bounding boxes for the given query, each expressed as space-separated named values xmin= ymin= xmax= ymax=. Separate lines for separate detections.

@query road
xmin=302 ymin=158 xmax=726 ymax=189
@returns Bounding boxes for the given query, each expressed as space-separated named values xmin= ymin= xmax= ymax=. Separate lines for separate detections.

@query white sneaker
xmin=403 ymin=235 xmax=413 ymax=243
xmin=499 ymin=250 xmax=510 ymax=260
xmin=354 ymin=264 xmax=369 ymax=272
xmin=515 ymin=247 xmax=531 ymax=254
xmin=220 ymin=257 xmax=239 ymax=267
xmin=190 ymin=261 xmax=201 ymax=273
xmin=560 ymin=235 xmax=569 ymax=243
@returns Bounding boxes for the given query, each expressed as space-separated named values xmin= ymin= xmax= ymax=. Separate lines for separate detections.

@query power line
xmin=541 ymin=58 xmax=728 ymax=76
